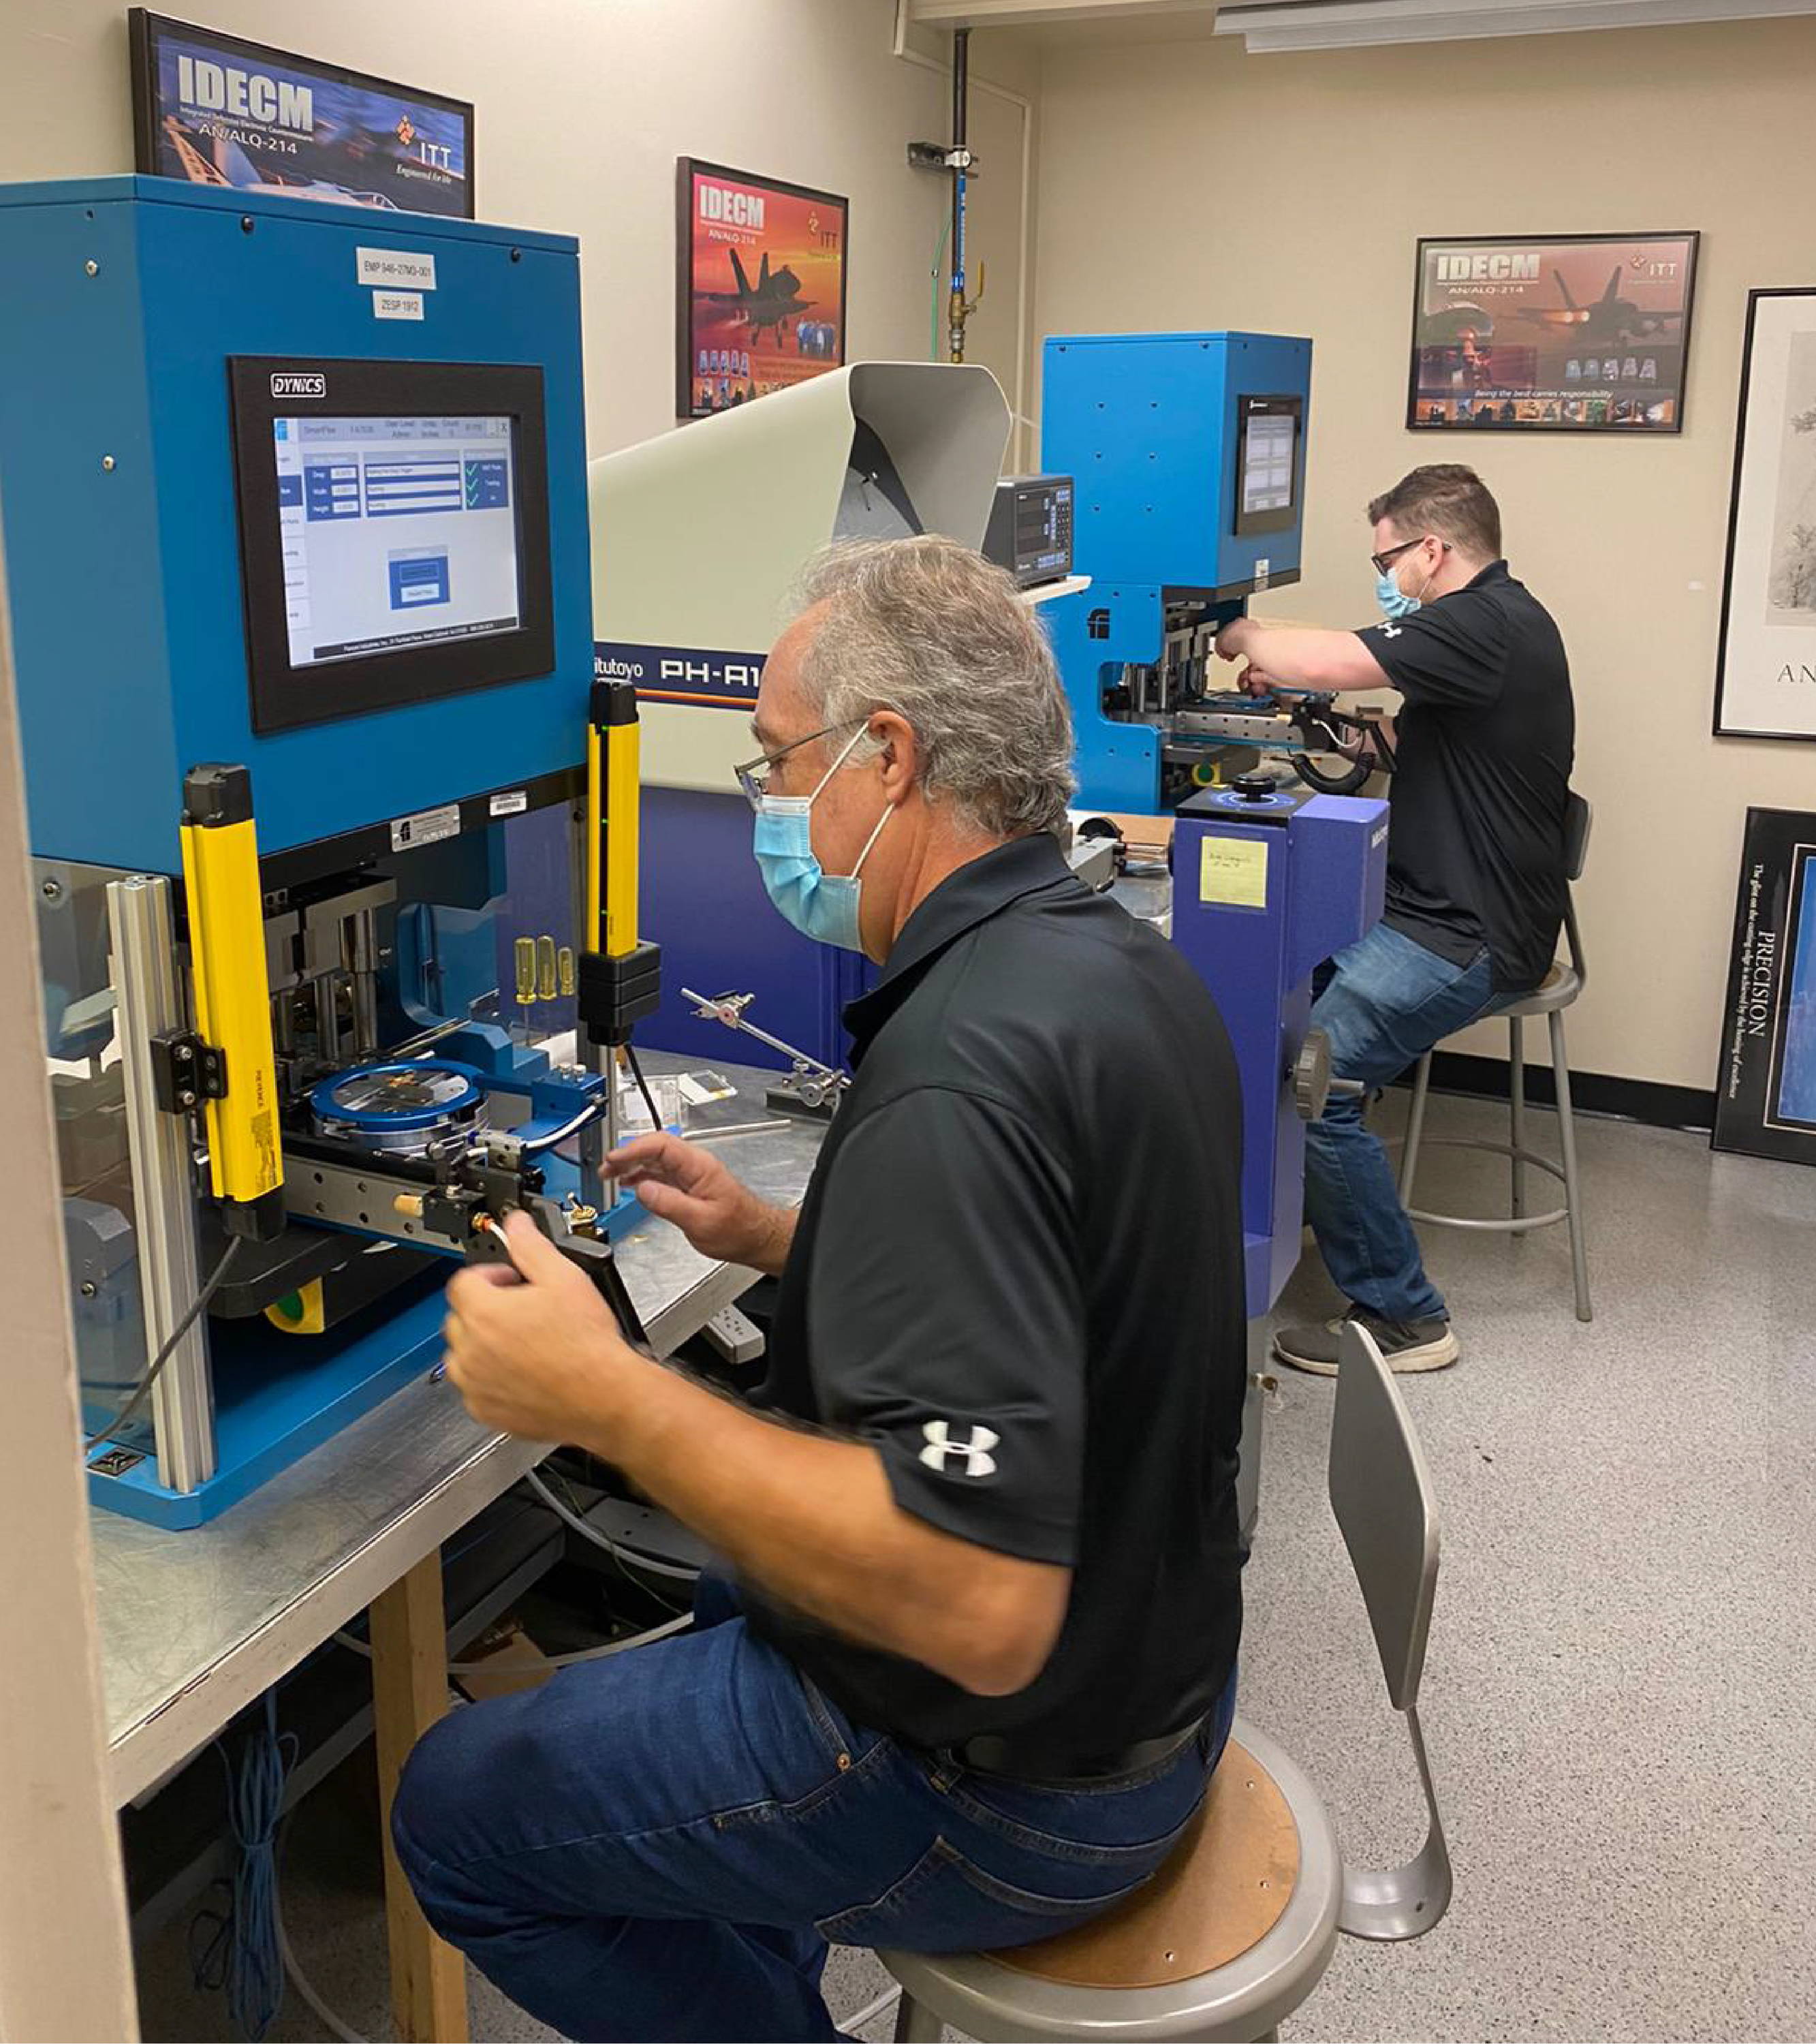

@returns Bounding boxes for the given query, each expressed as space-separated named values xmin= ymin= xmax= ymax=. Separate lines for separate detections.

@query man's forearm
xmin=740 ymin=1202 xmax=798 ymax=1278
xmin=581 ymin=1360 xmax=1041 ymax=1693
xmin=1225 ymin=619 xmax=1391 ymax=694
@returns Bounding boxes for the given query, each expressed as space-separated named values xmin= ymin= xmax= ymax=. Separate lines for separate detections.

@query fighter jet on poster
xmin=1514 ymin=266 xmax=1682 ymax=345
xmin=704 ymin=250 xmax=815 ymax=342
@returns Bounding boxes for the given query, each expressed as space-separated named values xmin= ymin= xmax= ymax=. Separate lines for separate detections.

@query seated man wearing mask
xmin=392 ymin=535 xmax=1251 ymax=2043
xmin=1215 ymin=463 xmax=1574 ymax=1376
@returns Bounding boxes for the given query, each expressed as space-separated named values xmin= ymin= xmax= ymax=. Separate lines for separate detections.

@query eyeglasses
xmin=732 ymin=719 xmax=865 ymax=809
xmin=1370 ymin=537 xmax=1427 ymax=577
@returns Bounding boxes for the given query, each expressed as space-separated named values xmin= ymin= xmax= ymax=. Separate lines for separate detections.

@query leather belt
xmin=951 ymin=1714 xmax=1206 ymax=1786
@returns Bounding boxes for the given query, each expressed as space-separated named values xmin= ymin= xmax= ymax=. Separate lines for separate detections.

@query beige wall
xmin=1032 ymin=17 xmax=1816 ymax=1092
xmin=0 ymin=0 xmax=1035 ymax=463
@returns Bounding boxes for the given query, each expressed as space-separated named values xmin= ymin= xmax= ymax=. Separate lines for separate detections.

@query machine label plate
xmin=390 ymin=802 xmax=462 ymax=852
xmin=489 ymin=790 xmax=530 ymax=818
xmin=357 ymin=246 xmax=438 ymax=292
xmin=1200 ymin=835 xmax=1271 ymax=909
xmin=595 ymin=639 xmax=766 ymax=710
xmin=373 ymin=290 xmax=426 ymax=322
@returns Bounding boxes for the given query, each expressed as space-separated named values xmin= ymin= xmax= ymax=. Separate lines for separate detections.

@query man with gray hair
xmin=393 ymin=535 xmax=1251 ymax=2042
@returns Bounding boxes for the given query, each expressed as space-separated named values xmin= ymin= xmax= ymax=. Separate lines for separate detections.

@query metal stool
xmin=881 ymin=1324 xmax=1451 ymax=2042
xmin=1398 ymin=793 xmax=1593 ymax=1325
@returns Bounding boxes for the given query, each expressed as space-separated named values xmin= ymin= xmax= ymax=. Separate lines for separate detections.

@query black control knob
xmin=1232 ymin=773 xmax=1277 ymax=803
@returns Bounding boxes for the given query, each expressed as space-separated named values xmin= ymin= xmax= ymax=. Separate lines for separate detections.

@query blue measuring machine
xmin=0 ymin=177 xmax=663 ymax=1525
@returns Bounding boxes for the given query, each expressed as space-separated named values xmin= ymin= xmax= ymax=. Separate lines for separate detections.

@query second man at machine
xmin=1216 ymin=462 xmax=1576 ymax=1376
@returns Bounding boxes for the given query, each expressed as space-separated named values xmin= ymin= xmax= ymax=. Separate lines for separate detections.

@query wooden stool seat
xmin=991 ymin=1741 xmax=1301 ymax=1991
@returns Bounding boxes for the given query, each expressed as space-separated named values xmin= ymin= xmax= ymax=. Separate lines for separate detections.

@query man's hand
xmin=1214 ymin=618 xmax=1256 ymax=666
xmin=607 ymin=1132 xmax=796 ymax=1275
xmin=441 ymin=1213 xmax=645 ymax=1442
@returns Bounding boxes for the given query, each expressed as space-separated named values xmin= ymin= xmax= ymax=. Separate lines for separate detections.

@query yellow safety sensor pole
xmin=178 ymin=764 xmax=285 ymax=1241
xmin=578 ymin=680 xmax=661 ymax=1047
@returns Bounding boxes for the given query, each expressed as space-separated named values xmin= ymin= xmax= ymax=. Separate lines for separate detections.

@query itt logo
xmin=270 ymin=372 xmax=327 ymax=399
xmin=919 ymin=1421 xmax=999 ymax=1480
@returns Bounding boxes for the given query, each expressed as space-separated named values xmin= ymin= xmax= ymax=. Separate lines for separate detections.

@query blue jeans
xmin=1304 ymin=923 xmax=1499 ymax=1324
xmin=392 ymin=1577 xmax=1236 ymax=2042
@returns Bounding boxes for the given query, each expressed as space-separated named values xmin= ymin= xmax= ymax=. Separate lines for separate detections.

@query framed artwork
xmin=676 ymin=159 xmax=848 ymax=420
xmin=1713 ymin=807 xmax=1816 ymax=1165
xmin=1715 ymin=289 xmax=1816 ymax=741
xmin=129 ymin=10 xmax=473 ymax=218
xmin=1407 ymin=233 xmax=1697 ymax=433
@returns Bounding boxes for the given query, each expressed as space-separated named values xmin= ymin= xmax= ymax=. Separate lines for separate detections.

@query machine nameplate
xmin=1200 ymin=836 xmax=1270 ymax=910
xmin=489 ymin=790 xmax=530 ymax=818
xmin=595 ymin=640 xmax=766 ymax=711
xmin=390 ymin=803 xmax=462 ymax=852
xmin=373 ymin=290 xmax=425 ymax=322
xmin=356 ymin=247 xmax=437 ymax=292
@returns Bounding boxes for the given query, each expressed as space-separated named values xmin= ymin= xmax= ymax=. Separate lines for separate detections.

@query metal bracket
xmin=148 ymin=1029 xmax=226 ymax=1114
xmin=907 ymin=140 xmax=980 ymax=174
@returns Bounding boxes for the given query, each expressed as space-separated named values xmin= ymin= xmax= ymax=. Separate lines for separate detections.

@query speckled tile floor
xmin=134 ymin=1093 xmax=1816 ymax=2043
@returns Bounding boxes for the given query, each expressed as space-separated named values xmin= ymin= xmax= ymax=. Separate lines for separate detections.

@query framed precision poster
xmin=1408 ymin=232 xmax=1697 ymax=432
xmin=677 ymin=159 xmax=848 ymax=420
xmin=1713 ymin=807 xmax=1816 ymax=1166
xmin=1715 ymin=288 xmax=1816 ymax=741
xmin=129 ymin=10 xmax=473 ymax=217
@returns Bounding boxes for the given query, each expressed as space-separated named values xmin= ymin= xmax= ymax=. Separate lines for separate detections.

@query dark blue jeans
xmin=1305 ymin=922 xmax=1499 ymax=1324
xmin=392 ymin=1577 xmax=1236 ymax=2042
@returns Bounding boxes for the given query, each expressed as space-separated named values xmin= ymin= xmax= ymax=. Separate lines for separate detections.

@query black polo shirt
xmin=1355 ymin=559 xmax=1574 ymax=993
xmin=743 ymin=833 xmax=1249 ymax=1765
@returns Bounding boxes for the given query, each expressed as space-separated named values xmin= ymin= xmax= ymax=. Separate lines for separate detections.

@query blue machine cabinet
xmin=1041 ymin=330 xmax=1313 ymax=816
xmin=0 ymin=179 xmax=603 ymax=1525
xmin=1037 ymin=331 xmax=1389 ymax=1322
xmin=0 ymin=177 xmax=591 ymax=878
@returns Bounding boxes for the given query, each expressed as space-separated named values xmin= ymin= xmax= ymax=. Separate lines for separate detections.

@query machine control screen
xmin=1233 ymin=393 xmax=1303 ymax=538
xmin=274 ymin=414 xmax=522 ymax=668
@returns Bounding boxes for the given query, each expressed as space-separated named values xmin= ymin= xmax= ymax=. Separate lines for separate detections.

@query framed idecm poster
xmin=1715 ymin=290 xmax=1816 ymax=741
xmin=1407 ymin=233 xmax=1698 ymax=433
xmin=129 ymin=10 xmax=473 ymax=218
xmin=1714 ymin=809 xmax=1816 ymax=1165
xmin=676 ymin=159 xmax=849 ymax=420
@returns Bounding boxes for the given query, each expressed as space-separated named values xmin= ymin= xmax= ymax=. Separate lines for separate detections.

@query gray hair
xmin=788 ymin=536 xmax=1076 ymax=839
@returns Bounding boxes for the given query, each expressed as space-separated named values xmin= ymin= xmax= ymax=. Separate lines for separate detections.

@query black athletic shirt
xmin=1354 ymin=559 xmax=1575 ymax=993
xmin=744 ymin=833 xmax=1249 ymax=1765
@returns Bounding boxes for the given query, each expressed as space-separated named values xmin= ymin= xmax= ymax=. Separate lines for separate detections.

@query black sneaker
xmin=1272 ymin=1307 xmax=1460 ymax=1378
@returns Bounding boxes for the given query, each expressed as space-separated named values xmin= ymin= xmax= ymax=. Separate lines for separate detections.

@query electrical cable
xmin=86 ymin=1237 xmax=244 ymax=1457
xmin=541 ymin=1463 xmax=691 ymax=1616
xmin=330 ymin=1611 xmax=691 ymax=1673
xmin=516 ymin=1094 xmax=610 ymax=1157
xmin=191 ymin=1690 xmax=296 ymax=2043
xmin=524 ymin=1466 xmax=701 ymax=1583
xmin=622 ymin=1040 xmax=666 ymax=1136
xmin=275 ymin=1900 xmax=370 ymax=2044
xmin=844 ymin=1983 xmax=905 ymax=2034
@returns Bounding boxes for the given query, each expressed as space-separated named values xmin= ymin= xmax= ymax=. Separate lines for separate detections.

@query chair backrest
xmin=1326 ymin=1324 xmax=1454 ymax=1941
xmin=1563 ymin=792 xmax=1593 ymax=884
xmin=1328 ymin=1326 xmax=1439 ymax=1712
xmin=1561 ymin=792 xmax=1592 ymax=985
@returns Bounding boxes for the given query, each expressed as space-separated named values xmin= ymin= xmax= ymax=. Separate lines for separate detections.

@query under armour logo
xmin=1377 ymin=621 xmax=1404 ymax=638
xmin=919 ymin=1420 xmax=999 ymax=1478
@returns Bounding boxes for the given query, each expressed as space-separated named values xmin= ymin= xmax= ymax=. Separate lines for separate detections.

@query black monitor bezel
xmin=229 ymin=356 xmax=554 ymax=735
xmin=1232 ymin=392 xmax=1303 ymax=539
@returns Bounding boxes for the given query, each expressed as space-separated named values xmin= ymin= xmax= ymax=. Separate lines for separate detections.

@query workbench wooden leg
xmin=370 ymin=1552 xmax=469 ymax=2044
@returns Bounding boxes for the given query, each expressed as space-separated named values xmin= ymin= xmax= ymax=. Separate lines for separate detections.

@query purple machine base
xmin=1171 ymin=784 xmax=1389 ymax=1318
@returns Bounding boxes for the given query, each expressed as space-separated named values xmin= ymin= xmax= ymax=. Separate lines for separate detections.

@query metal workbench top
xmin=92 ymin=1061 xmax=823 ymax=1808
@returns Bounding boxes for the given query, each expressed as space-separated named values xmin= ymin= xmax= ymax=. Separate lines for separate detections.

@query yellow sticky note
xmin=1200 ymin=835 xmax=1270 ymax=909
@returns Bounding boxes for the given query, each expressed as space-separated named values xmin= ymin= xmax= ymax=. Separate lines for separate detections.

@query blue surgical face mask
xmin=1376 ymin=564 xmax=1422 ymax=621
xmin=752 ymin=726 xmax=893 ymax=953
